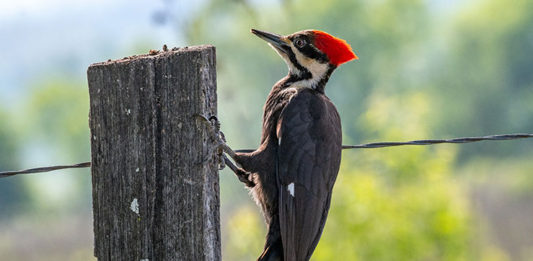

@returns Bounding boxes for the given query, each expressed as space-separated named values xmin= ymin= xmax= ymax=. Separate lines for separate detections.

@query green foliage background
xmin=1 ymin=0 xmax=532 ymax=260
xmin=185 ymin=0 xmax=533 ymax=260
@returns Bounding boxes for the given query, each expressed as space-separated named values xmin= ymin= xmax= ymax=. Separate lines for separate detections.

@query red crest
xmin=313 ymin=30 xmax=358 ymax=66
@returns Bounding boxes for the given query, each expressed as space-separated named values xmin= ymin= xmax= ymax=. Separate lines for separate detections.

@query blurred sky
xmin=0 ymin=0 xmax=464 ymax=106
xmin=0 ymin=0 xmax=198 ymax=106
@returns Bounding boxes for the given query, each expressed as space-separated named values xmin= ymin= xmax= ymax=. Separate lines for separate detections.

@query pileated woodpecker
xmin=223 ymin=29 xmax=357 ymax=261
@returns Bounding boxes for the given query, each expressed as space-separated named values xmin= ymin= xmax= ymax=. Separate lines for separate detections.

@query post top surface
xmin=88 ymin=44 xmax=215 ymax=69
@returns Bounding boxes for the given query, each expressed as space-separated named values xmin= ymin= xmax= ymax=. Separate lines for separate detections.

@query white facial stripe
xmin=271 ymin=41 xmax=330 ymax=89
xmin=290 ymin=45 xmax=329 ymax=88
xmin=269 ymin=43 xmax=301 ymax=75
xmin=299 ymin=62 xmax=329 ymax=88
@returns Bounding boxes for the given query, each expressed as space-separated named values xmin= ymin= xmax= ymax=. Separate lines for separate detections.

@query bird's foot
xmin=194 ymin=114 xmax=237 ymax=169
xmin=224 ymin=155 xmax=255 ymax=188
xmin=195 ymin=114 xmax=255 ymax=187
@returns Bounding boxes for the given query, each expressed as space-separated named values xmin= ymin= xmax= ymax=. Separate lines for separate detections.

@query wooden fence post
xmin=87 ymin=45 xmax=221 ymax=261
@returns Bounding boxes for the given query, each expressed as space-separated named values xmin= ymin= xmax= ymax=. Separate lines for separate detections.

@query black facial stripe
xmin=282 ymin=45 xmax=312 ymax=79
xmin=283 ymin=73 xmax=309 ymax=88
xmin=283 ymin=63 xmax=335 ymax=92
xmin=279 ymin=32 xmax=337 ymax=92
xmin=289 ymin=34 xmax=329 ymax=64
xmin=298 ymin=45 xmax=329 ymax=64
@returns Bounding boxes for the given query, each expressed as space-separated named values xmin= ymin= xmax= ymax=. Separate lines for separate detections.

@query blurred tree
xmin=430 ymin=0 xmax=533 ymax=160
xmin=23 ymin=78 xmax=90 ymax=162
xmin=1 ymin=0 xmax=531 ymax=259
xmin=156 ymin=0 xmax=533 ymax=259
xmin=0 ymin=109 xmax=29 ymax=218
xmin=223 ymin=206 xmax=266 ymax=260
xmin=14 ymin=78 xmax=91 ymax=213
xmin=428 ymin=2 xmax=533 ymax=258
xmin=179 ymin=0 xmax=488 ymax=260
xmin=315 ymin=92 xmax=476 ymax=261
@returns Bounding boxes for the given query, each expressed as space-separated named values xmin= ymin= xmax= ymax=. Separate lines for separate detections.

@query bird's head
xmin=251 ymin=29 xmax=358 ymax=90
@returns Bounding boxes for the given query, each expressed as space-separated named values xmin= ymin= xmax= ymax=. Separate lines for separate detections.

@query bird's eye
xmin=294 ymin=39 xmax=306 ymax=48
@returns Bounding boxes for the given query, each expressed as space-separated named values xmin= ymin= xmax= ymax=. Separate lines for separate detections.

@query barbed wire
xmin=1 ymin=133 xmax=532 ymax=178
xmin=342 ymin=133 xmax=533 ymax=149
xmin=0 ymin=162 xmax=90 ymax=178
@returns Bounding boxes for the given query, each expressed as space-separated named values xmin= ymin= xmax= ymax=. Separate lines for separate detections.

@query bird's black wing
xmin=277 ymin=89 xmax=342 ymax=261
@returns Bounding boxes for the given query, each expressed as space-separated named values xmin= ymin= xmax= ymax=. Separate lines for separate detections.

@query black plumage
xmin=228 ymin=29 xmax=357 ymax=261
xmin=277 ymin=89 xmax=342 ymax=260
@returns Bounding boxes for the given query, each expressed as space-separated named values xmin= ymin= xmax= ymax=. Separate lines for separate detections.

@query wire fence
xmin=341 ymin=133 xmax=533 ymax=149
xmin=1 ymin=133 xmax=532 ymax=178
xmin=0 ymin=162 xmax=90 ymax=178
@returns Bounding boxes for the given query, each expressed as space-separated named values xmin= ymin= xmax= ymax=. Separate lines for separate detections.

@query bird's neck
xmin=281 ymin=65 xmax=336 ymax=93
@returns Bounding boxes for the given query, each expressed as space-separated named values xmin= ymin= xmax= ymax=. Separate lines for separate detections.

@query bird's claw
xmin=195 ymin=114 xmax=224 ymax=142
xmin=236 ymin=169 xmax=255 ymax=188
xmin=194 ymin=115 xmax=250 ymax=186
xmin=223 ymin=155 xmax=255 ymax=188
xmin=194 ymin=114 xmax=236 ymax=169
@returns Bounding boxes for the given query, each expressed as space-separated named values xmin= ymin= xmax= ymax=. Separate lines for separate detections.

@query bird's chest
xmin=261 ymin=87 xmax=302 ymax=143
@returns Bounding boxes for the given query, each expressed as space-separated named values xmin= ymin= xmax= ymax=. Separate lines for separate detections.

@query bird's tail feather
xmin=257 ymin=239 xmax=283 ymax=261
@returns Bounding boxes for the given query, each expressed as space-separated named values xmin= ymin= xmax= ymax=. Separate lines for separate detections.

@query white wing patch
xmin=287 ymin=183 xmax=295 ymax=197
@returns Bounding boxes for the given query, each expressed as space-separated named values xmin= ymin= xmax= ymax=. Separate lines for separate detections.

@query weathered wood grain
xmin=88 ymin=45 xmax=220 ymax=261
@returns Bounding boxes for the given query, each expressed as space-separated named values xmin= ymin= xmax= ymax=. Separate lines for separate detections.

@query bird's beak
xmin=251 ymin=29 xmax=289 ymax=54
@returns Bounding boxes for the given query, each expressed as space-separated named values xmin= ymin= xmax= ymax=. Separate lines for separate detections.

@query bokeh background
xmin=1 ymin=0 xmax=533 ymax=260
